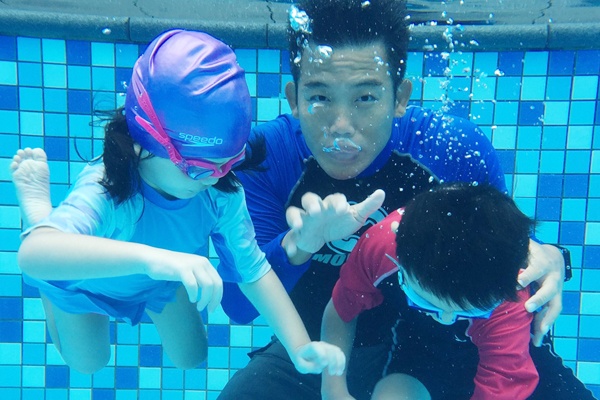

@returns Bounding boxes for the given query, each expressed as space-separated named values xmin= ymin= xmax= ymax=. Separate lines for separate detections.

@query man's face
xmin=286 ymin=41 xmax=411 ymax=180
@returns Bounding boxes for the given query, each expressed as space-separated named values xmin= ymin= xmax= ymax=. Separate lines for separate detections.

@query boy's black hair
xmin=396 ymin=182 xmax=534 ymax=310
xmin=99 ymin=108 xmax=266 ymax=205
xmin=289 ymin=0 xmax=409 ymax=91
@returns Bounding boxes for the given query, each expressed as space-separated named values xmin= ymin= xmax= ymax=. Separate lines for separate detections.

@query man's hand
xmin=517 ymin=240 xmax=564 ymax=346
xmin=285 ymin=189 xmax=385 ymax=256
xmin=291 ymin=341 xmax=346 ymax=376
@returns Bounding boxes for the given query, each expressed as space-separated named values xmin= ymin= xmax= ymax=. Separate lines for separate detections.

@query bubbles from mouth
xmin=322 ymin=138 xmax=363 ymax=153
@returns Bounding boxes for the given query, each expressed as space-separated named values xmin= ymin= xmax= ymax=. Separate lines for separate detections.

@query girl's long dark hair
xmin=98 ymin=107 xmax=267 ymax=204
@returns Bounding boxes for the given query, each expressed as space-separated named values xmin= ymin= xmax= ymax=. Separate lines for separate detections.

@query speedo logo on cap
xmin=178 ymin=133 xmax=224 ymax=146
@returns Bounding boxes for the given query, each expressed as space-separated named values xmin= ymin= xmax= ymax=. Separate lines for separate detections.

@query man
xmin=219 ymin=0 xmax=589 ymax=398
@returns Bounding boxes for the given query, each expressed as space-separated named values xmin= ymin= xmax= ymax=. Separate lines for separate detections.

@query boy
xmin=322 ymin=183 xmax=539 ymax=399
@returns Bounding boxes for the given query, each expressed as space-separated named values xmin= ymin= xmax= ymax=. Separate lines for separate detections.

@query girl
xmin=11 ymin=29 xmax=345 ymax=376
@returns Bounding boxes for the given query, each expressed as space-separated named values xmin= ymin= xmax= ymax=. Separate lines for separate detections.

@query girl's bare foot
xmin=10 ymin=148 xmax=52 ymax=227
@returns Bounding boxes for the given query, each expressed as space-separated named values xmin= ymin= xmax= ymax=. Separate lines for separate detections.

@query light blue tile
xmin=139 ymin=368 xmax=161 ymax=389
xmin=92 ymin=366 xmax=115 ymax=388
xmin=0 ymin=275 xmax=21 ymax=296
xmin=162 ymin=368 xmax=184 ymax=390
xmin=517 ymin=126 xmax=542 ymax=149
xmin=546 ymin=76 xmax=572 ymax=100
xmin=92 ymin=67 xmax=115 ymax=91
xmin=69 ymin=389 xmax=93 ymax=400
xmin=23 ymin=298 xmax=45 ymax=320
xmin=0 ymin=344 xmax=21 ymax=365
xmin=521 ymin=77 xmax=546 ymax=100
xmin=543 ymin=101 xmax=570 ymax=125
xmin=448 ymin=77 xmax=471 ymax=100
xmin=554 ymin=314 xmax=579 ymax=337
xmin=523 ymin=51 xmax=548 ymax=75
xmin=206 ymin=369 xmax=228 ymax=391
xmin=539 ymin=150 xmax=565 ymax=173
xmin=251 ymin=326 xmax=273 ymax=348
xmin=515 ymin=150 xmax=540 ymax=173
xmin=116 ymin=324 xmax=139 ymax=344
xmin=17 ymin=62 xmax=42 ymax=87
xmin=491 ymin=126 xmax=516 ymax=149
xmin=514 ymin=197 xmax=535 ymax=218
xmin=19 ymin=112 xmax=44 ymax=136
xmin=585 ymin=222 xmax=600 ymax=245
xmin=230 ymin=325 xmax=252 ymax=347
xmin=537 ymin=221 xmax=560 ymax=243
xmin=116 ymin=43 xmax=139 ymax=68
xmin=19 ymin=135 xmax=43 ymax=150
xmin=140 ymin=323 xmax=161 ymax=344
xmin=93 ymin=90 xmax=117 ymax=111
xmin=0 ymin=206 xmax=21 ymax=228
xmin=561 ymin=199 xmax=587 ymax=221
xmin=43 ymin=64 xmax=67 ymax=88
xmin=115 ymin=345 xmax=138 ymax=366
xmin=68 ymin=115 xmax=92 ymax=138
xmin=0 ymin=252 xmax=19 ymax=274
xmin=22 ymin=321 xmax=46 ymax=343
xmin=569 ymin=101 xmax=596 ymax=125
xmin=0 ymin=61 xmax=17 ymax=85
xmin=580 ymin=316 xmax=600 ymax=337
xmin=22 ymin=365 xmax=45 ymax=387
xmin=567 ymin=126 xmax=593 ymax=149
xmin=207 ymin=347 xmax=229 ymax=369
xmin=406 ymin=52 xmax=424 ymax=78
xmin=17 ymin=38 xmax=41 ymax=62
xmin=469 ymin=101 xmax=493 ymax=124
xmin=554 ymin=337 xmax=578 ymax=361
xmin=70 ymin=368 xmax=92 ymax=388
xmin=44 ymin=89 xmax=67 ymax=113
xmin=44 ymin=113 xmax=68 ymax=137
xmin=184 ymin=369 xmax=206 ymax=390
xmin=256 ymin=98 xmax=280 ymax=121
xmin=493 ymin=102 xmax=518 ymax=125
xmin=588 ymin=199 xmax=600 ymax=221
xmin=592 ymin=151 xmax=600 ymax=173
xmin=422 ymin=77 xmax=444 ymax=100
xmin=257 ymin=49 xmax=280 ymax=73
xmin=235 ymin=49 xmax=257 ymax=73
xmin=571 ymin=76 xmax=599 ymax=100
xmin=67 ymin=66 xmax=91 ymax=90
xmin=473 ymin=52 xmax=498 ymax=76
xmin=42 ymin=39 xmax=66 ymax=64
xmin=0 ymin=110 xmax=19 ymax=133
xmin=244 ymin=73 xmax=256 ymax=97
xmin=582 ymin=270 xmax=600 ymax=292
xmin=19 ymin=87 xmax=43 ymax=112
xmin=565 ymin=150 xmax=591 ymax=173
xmin=470 ymin=76 xmax=496 ymax=101
xmin=512 ymin=174 xmax=538 ymax=197
xmin=495 ymin=76 xmax=520 ymax=100
xmin=542 ymin=126 xmax=567 ymax=149
xmin=581 ymin=293 xmax=600 ymax=314
xmin=449 ymin=52 xmax=473 ymax=77
xmin=91 ymin=42 xmax=115 ymax=67
xmin=0 ymin=366 xmax=21 ymax=387
xmin=577 ymin=362 xmax=600 ymax=385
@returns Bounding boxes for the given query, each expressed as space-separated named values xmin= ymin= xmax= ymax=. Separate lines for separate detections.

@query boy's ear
xmin=285 ymin=81 xmax=299 ymax=118
xmin=394 ymin=79 xmax=413 ymax=118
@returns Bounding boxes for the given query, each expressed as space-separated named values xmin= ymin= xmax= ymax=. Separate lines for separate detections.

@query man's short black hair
xmin=288 ymin=0 xmax=409 ymax=90
xmin=396 ymin=182 xmax=534 ymax=310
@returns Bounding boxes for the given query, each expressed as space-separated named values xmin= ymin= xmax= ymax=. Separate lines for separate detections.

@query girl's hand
xmin=290 ymin=341 xmax=346 ymax=376
xmin=144 ymin=250 xmax=223 ymax=312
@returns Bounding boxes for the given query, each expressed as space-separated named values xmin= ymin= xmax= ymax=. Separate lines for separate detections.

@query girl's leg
xmin=10 ymin=148 xmax=52 ymax=227
xmin=146 ymin=285 xmax=208 ymax=369
xmin=371 ymin=373 xmax=431 ymax=400
xmin=41 ymin=294 xmax=111 ymax=374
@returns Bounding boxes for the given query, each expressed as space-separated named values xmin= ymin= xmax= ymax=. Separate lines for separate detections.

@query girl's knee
xmin=169 ymin=343 xmax=208 ymax=370
xmin=61 ymin=345 xmax=111 ymax=374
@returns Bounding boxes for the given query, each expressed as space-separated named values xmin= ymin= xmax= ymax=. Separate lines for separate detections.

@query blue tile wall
xmin=0 ymin=33 xmax=599 ymax=398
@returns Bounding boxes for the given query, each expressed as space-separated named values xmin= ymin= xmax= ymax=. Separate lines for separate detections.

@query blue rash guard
xmin=222 ymin=106 xmax=506 ymax=333
xmin=22 ymin=162 xmax=271 ymax=325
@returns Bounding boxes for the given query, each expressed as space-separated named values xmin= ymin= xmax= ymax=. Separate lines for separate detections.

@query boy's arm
xmin=469 ymin=290 xmax=539 ymax=400
xmin=238 ymin=269 xmax=345 ymax=376
xmin=321 ymin=299 xmax=357 ymax=400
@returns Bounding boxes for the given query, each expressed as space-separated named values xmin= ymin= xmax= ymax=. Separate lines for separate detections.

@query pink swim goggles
xmin=131 ymin=73 xmax=246 ymax=180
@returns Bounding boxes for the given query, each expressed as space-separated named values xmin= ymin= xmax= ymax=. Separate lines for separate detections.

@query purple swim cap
xmin=125 ymin=29 xmax=251 ymax=160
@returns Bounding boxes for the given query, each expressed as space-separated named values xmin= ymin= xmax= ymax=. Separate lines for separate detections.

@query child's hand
xmin=290 ymin=341 xmax=346 ymax=376
xmin=144 ymin=251 xmax=223 ymax=313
